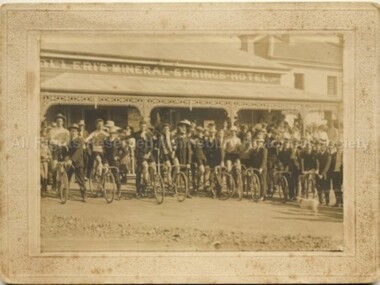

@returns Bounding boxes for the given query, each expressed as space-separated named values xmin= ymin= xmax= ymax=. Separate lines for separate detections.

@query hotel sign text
xmin=41 ymin=58 xmax=281 ymax=84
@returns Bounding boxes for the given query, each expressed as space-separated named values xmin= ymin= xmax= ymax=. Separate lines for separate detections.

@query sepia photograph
xmin=1 ymin=3 xmax=379 ymax=283
xmin=40 ymin=32 xmax=345 ymax=252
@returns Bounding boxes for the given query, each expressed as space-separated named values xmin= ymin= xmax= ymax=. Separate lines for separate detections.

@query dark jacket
xmin=192 ymin=137 xmax=207 ymax=165
xmin=329 ymin=151 xmax=343 ymax=173
xmin=250 ymin=147 xmax=268 ymax=170
xmin=317 ymin=151 xmax=331 ymax=177
xmin=301 ymin=150 xmax=319 ymax=172
xmin=278 ymin=148 xmax=292 ymax=171
xmin=104 ymin=137 xmax=121 ymax=164
xmin=174 ymin=135 xmax=192 ymax=165
xmin=67 ymin=137 xmax=85 ymax=168
xmin=134 ymin=131 xmax=153 ymax=161
xmin=204 ymin=137 xmax=222 ymax=167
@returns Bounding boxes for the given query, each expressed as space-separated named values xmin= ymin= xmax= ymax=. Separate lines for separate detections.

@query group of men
xmin=40 ymin=113 xmax=343 ymax=206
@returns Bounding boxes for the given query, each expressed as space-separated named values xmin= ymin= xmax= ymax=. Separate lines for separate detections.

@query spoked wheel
xmin=219 ymin=172 xmax=235 ymax=200
xmin=103 ymin=171 xmax=115 ymax=203
xmin=58 ymin=170 xmax=69 ymax=204
xmin=279 ymin=176 xmax=289 ymax=203
xmin=248 ymin=171 xmax=261 ymax=202
xmin=235 ymin=170 xmax=243 ymax=201
xmin=174 ymin=172 xmax=188 ymax=202
xmin=89 ymin=169 xmax=102 ymax=198
xmin=208 ymin=172 xmax=218 ymax=199
xmin=153 ymin=174 xmax=165 ymax=204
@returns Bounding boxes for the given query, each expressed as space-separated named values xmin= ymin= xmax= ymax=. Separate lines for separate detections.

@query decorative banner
xmin=40 ymin=57 xmax=281 ymax=84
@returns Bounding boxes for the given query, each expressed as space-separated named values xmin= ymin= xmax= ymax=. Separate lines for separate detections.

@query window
xmin=327 ymin=76 xmax=337 ymax=96
xmin=294 ymin=73 xmax=304 ymax=90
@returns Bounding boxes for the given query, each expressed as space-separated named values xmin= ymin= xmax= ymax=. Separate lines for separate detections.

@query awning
xmin=41 ymin=72 xmax=337 ymax=102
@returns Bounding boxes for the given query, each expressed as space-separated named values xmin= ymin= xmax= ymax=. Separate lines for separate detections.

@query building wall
xmin=280 ymin=65 xmax=342 ymax=99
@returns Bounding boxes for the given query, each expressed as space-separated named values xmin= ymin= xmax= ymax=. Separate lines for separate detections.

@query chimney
xmin=239 ymin=35 xmax=257 ymax=54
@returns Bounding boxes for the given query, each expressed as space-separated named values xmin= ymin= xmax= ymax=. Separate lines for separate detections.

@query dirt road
xmin=41 ymin=183 xmax=343 ymax=252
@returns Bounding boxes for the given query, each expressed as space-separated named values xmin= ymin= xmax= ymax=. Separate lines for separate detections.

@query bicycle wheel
xmin=89 ymin=169 xmax=101 ymax=197
xmin=235 ymin=170 xmax=243 ymax=201
xmin=250 ymin=172 xmax=261 ymax=201
xmin=58 ymin=170 xmax=69 ymax=204
xmin=174 ymin=171 xmax=188 ymax=202
xmin=208 ymin=171 xmax=217 ymax=199
xmin=279 ymin=176 xmax=288 ymax=203
xmin=219 ymin=171 xmax=235 ymax=200
xmin=103 ymin=171 xmax=115 ymax=203
xmin=153 ymin=174 xmax=165 ymax=204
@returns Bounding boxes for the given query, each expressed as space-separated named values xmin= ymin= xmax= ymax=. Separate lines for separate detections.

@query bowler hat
xmin=78 ymin=119 xmax=85 ymax=126
xmin=69 ymin=123 xmax=80 ymax=131
xmin=55 ymin=113 xmax=66 ymax=121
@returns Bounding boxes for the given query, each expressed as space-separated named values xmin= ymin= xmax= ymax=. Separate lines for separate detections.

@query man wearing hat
xmin=158 ymin=123 xmax=175 ymax=185
xmin=173 ymin=120 xmax=192 ymax=197
xmin=204 ymin=124 xmax=223 ymax=194
xmin=328 ymin=141 xmax=343 ymax=207
xmin=191 ymin=126 xmax=207 ymax=191
xmin=104 ymin=126 xmax=122 ymax=196
xmin=84 ymin=118 xmax=109 ymax=178
xmin=78 ymin=120 xmax=89 ymax=180
xmin=49 ymin=113 xmax=70 ymax=191
xmin=300 ymin=142 xmax=319 ymax=197
xmin=65 ymin=124 xmax=87 ymax=202
xmin=249 ymin=137 xmax=268 ymax=201
xmin=316 ymin=138 xmax=332 ymax=205
xmin=134 ymin=120 xmax=154 ymax=198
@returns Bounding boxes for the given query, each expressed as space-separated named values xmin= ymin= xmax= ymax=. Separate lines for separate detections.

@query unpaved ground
xmin=41 ymin=183 xmax=343 ymax=252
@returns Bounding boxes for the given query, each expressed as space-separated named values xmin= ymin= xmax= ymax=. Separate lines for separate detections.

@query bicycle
xmin=89 ymin=163 xmax=117 ymax=203
xmin=55 ymin=161 xmax=70 ymax=204
xmin=270 ymin=171 xmax=291 ymax=202
xmin=207 ymin=166 xmax=236 ymax=200
xmin=231 ymin=163 xmax=243 ymax=200
xmin=140 ymin=163 xmax=165 ymax=204
xmin=163 ymin=164 xmax=189 ymax=202
xmin=298 ymin=170 xmax=317 ymax=199
xmin=243 ymin=167 xmax=261 ymax=202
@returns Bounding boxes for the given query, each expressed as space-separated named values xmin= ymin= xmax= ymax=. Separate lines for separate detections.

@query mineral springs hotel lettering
xmin=40 ymin=58 xmax=281 ymax=84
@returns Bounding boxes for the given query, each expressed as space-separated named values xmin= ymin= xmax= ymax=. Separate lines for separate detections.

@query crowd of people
xmin=40 ymin=112 xmax=343 ymax=207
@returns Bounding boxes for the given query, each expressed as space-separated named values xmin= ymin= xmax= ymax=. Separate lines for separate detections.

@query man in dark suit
xmin=104 ymin=126 xmax=122 ymax=196
xmin=173 ymin=120 xmax=192 ymax=197
xmin=134 ymin=120 xmax=154 ymax=198
xmin=250 ymin=137 xmax=268 ymax=201
xmin=316 ymin=139 xmax=332 ymax=205
xmin=278 ymin=139 xmax=295 ymax=199
xmin=65 ymin=124 xmax=87 ymax=202
xmin=329 ymin=142 xmax=343 ymax=207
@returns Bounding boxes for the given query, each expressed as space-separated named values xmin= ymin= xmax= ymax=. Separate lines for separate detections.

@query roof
xmin=41 ymin=35 xmax=289 ymax=72
xmin=254 ymin=36 xmax=342 ymax=66
xmin=41 ymin=72 xmax=336 ymax=102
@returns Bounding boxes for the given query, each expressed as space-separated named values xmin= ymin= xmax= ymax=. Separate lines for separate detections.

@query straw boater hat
xmin=105 ymin=120 xmax=115 ymax=128
xmin=230 ymin=126 xmax=238 ymax=132
xmin=78 ymin=120 xmax=85 ymax=126
xmin=96 ymin=118 xmax=104 ymax=124
xmin=196 ymin=126 xmax=204 ymax=132
xmin=68 ymin=123 xmax=80 ymax=131
xmin=55 ymin=113 xmax=66 ymax=121
xmin=178 ymin=120 xmax=191 ymax=127
xmin=108 ymin=126 xmax=118 ymax=134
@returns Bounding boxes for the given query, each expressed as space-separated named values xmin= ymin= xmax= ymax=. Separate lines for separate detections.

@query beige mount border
xmin=0 ymin=3 xmax=379 ymax=284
